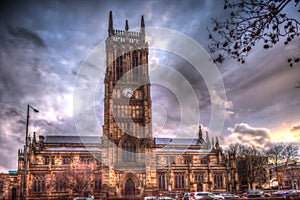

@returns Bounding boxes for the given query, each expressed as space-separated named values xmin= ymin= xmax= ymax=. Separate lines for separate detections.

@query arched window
xmin=33 ymin=176 xmax=46 ymax=193
xmin=132 ymin=51 xmax=139 ymax=81
xmin=132 ymin=51 xmax=138 ymax=68
xmin=116 ymin=50 xmax=123 ymax=80
xmin=213 ymin=173 xmax=223 ymax=189
xmin=116 ymin=57 xmax=123 ymax=80
xmin=122 ymin=139 xmax=136 ymax=162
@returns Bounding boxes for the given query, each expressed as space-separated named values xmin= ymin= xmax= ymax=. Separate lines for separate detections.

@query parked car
xmin=219 ymin=192 xmax=240 ymax=199
xmin=286 ymin=190 xmax=300 ymax=200
xmin=191 ymin=192 xmax=224 ymax=200
xmin=183 ymin=192 xmax=191 ymax=200
xmin=157 ymin=196 xmax=174 ymax=200
xmin=144 ymin=196 xmax=157 ymax=200
xmin=272 ymin=190 xmax=285 ymax=196
xmin=241 ymin=190 xmax=265 ymax=198
xmin=73 ymin=198 xmax=93 ymax=200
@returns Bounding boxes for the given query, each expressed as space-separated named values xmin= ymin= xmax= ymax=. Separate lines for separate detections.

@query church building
xmin=6 ymin=11 xmax=239 ymax=200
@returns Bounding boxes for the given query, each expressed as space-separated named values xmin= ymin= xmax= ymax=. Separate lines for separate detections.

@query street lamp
xmin=167 ymin=139 xmax=173 ymax=193
xmin=23 ymin=104 xmax=39 ymax=200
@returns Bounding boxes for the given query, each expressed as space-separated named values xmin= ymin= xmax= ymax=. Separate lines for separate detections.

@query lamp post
xmin=167 ymin=139 xmax=173 ymax=193
xmin=23 ymin=104 xmax=39 ymax=200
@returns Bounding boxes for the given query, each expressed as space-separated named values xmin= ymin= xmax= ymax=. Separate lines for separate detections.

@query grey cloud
xmin=225 ymin=123 xmax=272 ymax=148
xmin=230 ymin=123 xmax=270 ymax=139
xmin=7 ymin=26 xmax=46 ymax=48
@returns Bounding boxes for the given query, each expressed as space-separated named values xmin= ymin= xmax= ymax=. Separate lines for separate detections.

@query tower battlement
xmin=111 ymin=30 xmax=142 ymax=44
xmin=108 ymin=11 xmax=145 ymax=44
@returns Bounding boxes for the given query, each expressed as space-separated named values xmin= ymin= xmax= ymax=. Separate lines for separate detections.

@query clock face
xmin=121 ymin=87 xmax=134 ymax=98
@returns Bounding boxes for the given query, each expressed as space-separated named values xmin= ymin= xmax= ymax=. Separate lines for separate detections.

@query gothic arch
xmin=125 ymin=178 xmax=135 ymax=196
xmin=120 ymin=173 xmax=140 ymax=196
xmin=118 ymin=134 xmax=140 ymax=163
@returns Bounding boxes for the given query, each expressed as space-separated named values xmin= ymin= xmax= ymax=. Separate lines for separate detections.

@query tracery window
xmin=116 ymin=54 xmax=123 ymax=80
xmin=55 ymin=180 xmax=66 ymax=192
xmin=62 ymin=156 xmax=71 ymax=165
xmin=33 ymin=175 xmax=46 ymax=193
xmin=158 ymin=173 xmax=167 ymax=190
xmin=132 ymin=51 xmax=138 ymax=68
xmin=132 ymin=51 xmax=139 ymax=81
xmin=184 ymin=156 xmax=193 ymax=164
xmin=213 ymin=173 xmax=223 ymax=189
xmin=174 ymin=172 xmax=185 ymax=189
xmin=194 ymin=172 xmax=205 ymax=182
xmin=51 ymin=157 xmax=55 ymax=165
xmin=44 ymin=156 xmax=49 ymax=165
xmin=122 ymin=139 xmax=136 ymax=162
xmin=201 ymin=156 xmax=209 ymax=164
xmin=80 ymin=156 xmax=91 ymax=165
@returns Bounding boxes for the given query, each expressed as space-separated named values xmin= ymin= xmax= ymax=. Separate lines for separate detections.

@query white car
xmin=73 ymin=197 xmax=93 ymax=200
xmin=144 ymin=196 xmax=157 ymax=200
xmin=157 ymin=196 xmax=175 ymax=200
xmin=191 ymin=192 xmax=224 ymax=200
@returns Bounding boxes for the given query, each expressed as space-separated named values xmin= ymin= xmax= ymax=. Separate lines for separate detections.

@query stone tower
xmin=102 ymin=11 xmax=157 ymax=197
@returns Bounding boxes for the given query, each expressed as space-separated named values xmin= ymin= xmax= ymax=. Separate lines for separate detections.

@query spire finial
xmin=215 ymin=136 xmax=220 ymax=149
xmin=206 ymin=131 xmax=210 ymax=142
xmin=141 ymin=15 xmax=145 ymax=28
xmin=206 ymin=131 xmax=211 ymax=149
xmin=140 ymin=15 xmax=145 ymax=42
xmin=198 ymin=125 xmax=204 ymax=143
xmin=125 ymin=20 xmax=129 ymax=31
xmin=108 ymin=11 xmax=114 ymax=36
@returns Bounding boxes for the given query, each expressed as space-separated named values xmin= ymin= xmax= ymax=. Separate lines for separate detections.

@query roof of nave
xmin=155 ymin=137 xmax=205 ymax=146
xmin=44 ymin=135 xmax=101 ymax=144
xmin=45 ymin=147 xmax=101 ymax=152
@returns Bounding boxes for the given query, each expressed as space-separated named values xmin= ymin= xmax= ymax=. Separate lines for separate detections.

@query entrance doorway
xmin=11 ymin=187 xmax=17 ymax=200
xmin=197 ymin=183 xmax=203 ymax=191
xmin=125 ymin=178 xmax=135 ymax=196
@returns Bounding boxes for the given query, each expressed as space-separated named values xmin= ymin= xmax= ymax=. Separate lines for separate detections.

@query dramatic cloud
xmin=225 ymin=123 xmax=271 ymax=148
xmin=290 ymin=124 xmax=300 ymax=132
xmin=0 ymin=0 xmax=299 ymax=172
xmin=7 ymin=26 xmax=46 ymax=48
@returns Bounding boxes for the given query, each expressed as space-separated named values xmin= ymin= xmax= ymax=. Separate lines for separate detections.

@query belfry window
xmin=116 ymin=55 xmax=123 ymax=80
xmin=132 ymin=51 xmax=138 ymax=68
xmin=132 ymin=51 xmax=139 ymax=80
xmin=122 ymin=139 xmax=136 ymax=162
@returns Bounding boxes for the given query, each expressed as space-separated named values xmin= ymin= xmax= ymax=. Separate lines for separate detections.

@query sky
xmin=0 ymin=0 xmax=299 ymax=172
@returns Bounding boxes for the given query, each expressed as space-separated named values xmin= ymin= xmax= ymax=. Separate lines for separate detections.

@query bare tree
xmin=208 ymin=0 xmax=300 ymax=64
xmin=265 ymin=143 xmax=299 ymax=189
xmin=227 ymin=143 xmax=268 ymax=189
xmin=52 ymin=164 xmax=101 ymax=197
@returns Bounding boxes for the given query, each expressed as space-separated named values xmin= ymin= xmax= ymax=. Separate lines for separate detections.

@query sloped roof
xmin=155 ymin=137 xmax=204 ymax=146
xmin=44 ymin=135 xmax=101 ymax=144
xmin=46 ymin=147 xmax=101 ymax=152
